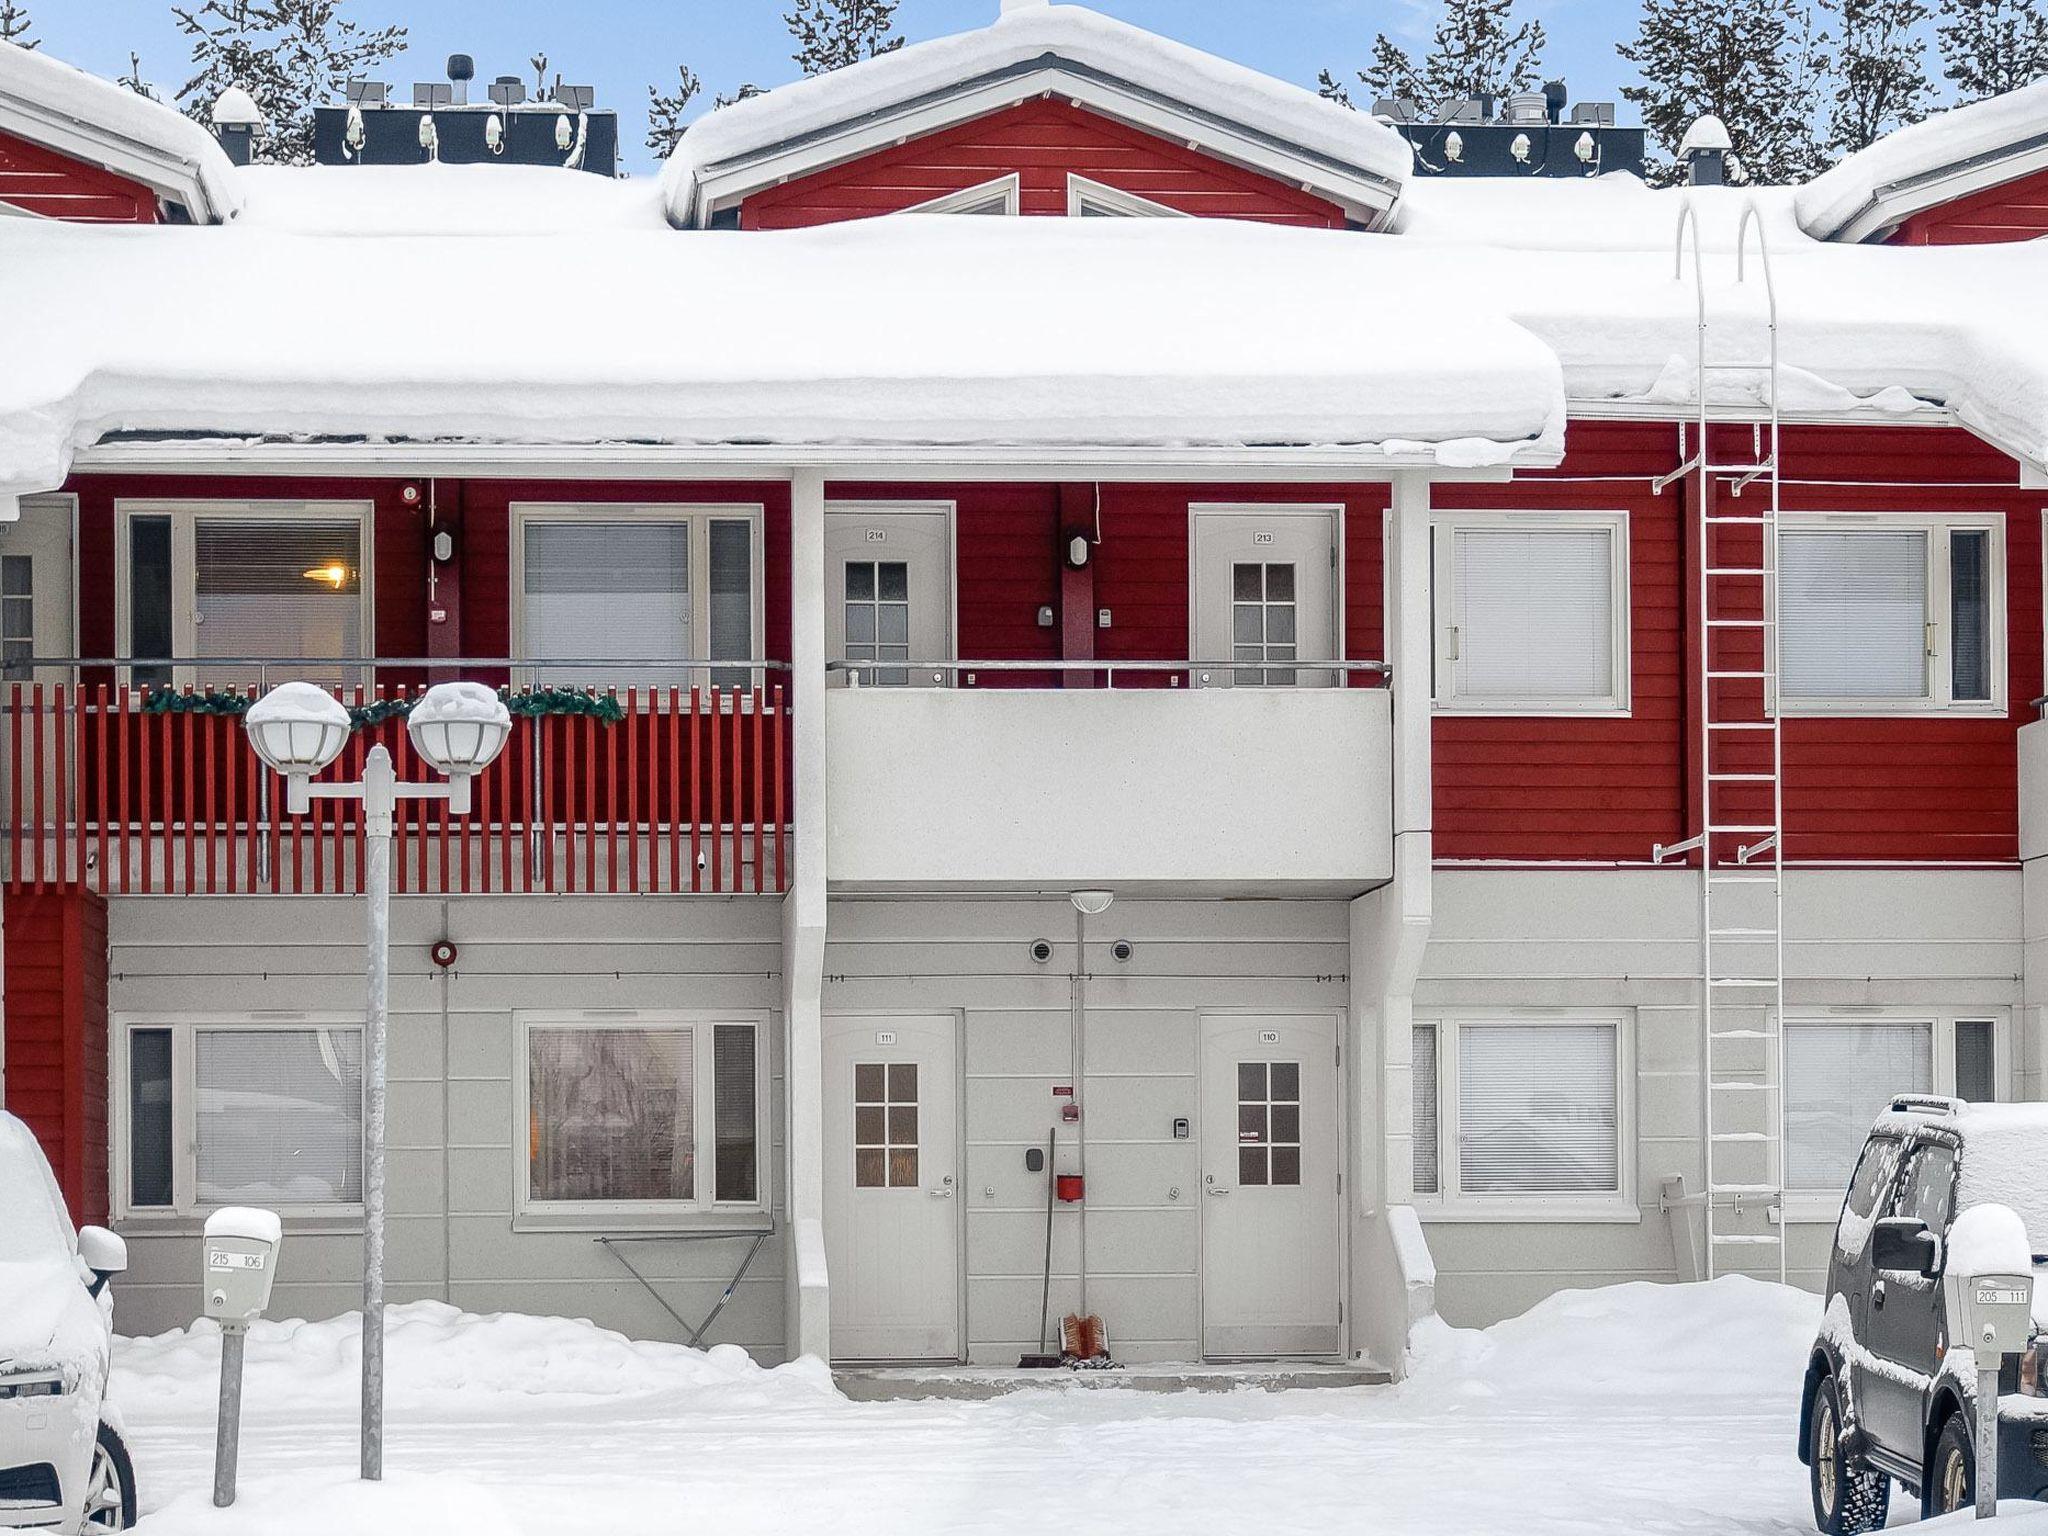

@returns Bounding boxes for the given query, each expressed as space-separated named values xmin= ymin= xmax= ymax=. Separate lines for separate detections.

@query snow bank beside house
xmin=233 ymin=164 xmax=671 ymax=235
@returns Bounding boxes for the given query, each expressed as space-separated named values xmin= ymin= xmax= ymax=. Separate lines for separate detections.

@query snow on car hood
xmin=0 ymin=1254 xmax=105 ymax=1389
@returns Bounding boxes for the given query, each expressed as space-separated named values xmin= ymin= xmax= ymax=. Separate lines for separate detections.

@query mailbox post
xmin=1943 ymin=1204 xmax=2039 ymax=1521
xmin=203 ymin=1207 xmax=283 ymax=1509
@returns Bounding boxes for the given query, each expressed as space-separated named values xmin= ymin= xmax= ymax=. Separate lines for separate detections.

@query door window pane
xmin=1231 ymin=563 xmax=1300 ymax=687
xmin=525 ymin=522 xmax=690 ymax=691
xmin=713 ymin=1023 xmax=758 ymax=1203
xmin=193 ymin=520 xmax=362 ymax=690
xmin=1235 ymin=1059 xmax=1303 ymax=1188
xmin=128 ymin=1028 xmax=174 ymax=1209
xmin=1780 ymin=530 xmax=1928 ymax=699
xmin=1784 ymin=1022 xmax=1931 ymax=1190
xmin=195 ymin=1028 xmax=363 ymax=1205
xmin=128 ymin=515 xmax=173 ymax=688
xmin=843 ymin=561 xmax=912 ymax=686
xmin=1457 ymin=1022 xmax=1618 ymax=1194
xmin=1412 ymin=1023 xmax=1440 ymax=1196
xmin=529 ymin=1027 xmax=694 ymax=1203
xmin=1950 ymin=530 xmax=1991 ymax=703
xmin=854 ymin=1060 xmax=919 ymax=1188
xmin=1452 ymin=527 xmax=1615 ymax=701
xmin=1 ymin=554 xmax=32 ymax=680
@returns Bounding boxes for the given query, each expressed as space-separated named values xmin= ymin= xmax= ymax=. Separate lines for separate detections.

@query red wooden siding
xmin=1433 ymin=421 xmax=1687 ymax=862
xmin=0 ymin=129 xmax=159 ymax=223
xmin=1891 ymin=164 xmax=2048 ymax=244
xmin=2 ymin=887 xmax=110 ymax=1225
xmin=741 ymin=98 xmax=1347 ymax=229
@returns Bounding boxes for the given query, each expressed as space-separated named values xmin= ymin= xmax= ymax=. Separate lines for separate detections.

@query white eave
xmin=1830 ymin=132 xmax=2048 ymax=245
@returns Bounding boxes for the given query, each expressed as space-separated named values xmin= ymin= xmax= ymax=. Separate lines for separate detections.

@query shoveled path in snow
xmin=102 ymin=1277 xmax=1976 ymax=1536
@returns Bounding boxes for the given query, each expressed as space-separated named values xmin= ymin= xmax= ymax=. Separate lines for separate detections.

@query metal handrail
xmin=9 ymin=657 xmax=792 ymax=671
xmin=826 ymin=658 xmax=1390 ymax=687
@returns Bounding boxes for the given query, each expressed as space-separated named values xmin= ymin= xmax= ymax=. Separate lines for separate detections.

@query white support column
xmin=783 ymin=469 xmax=832 ymax=1362
xmin=1347 ymin=471 xmax=1437 ymax=1376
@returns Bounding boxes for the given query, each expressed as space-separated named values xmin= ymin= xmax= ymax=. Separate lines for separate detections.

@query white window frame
xmin=112 ymin=1013 xmax=366 ymax=1224
xmin=509 ymin=503 xmax=766 ymax=691
xmin=1430 ymin=511 xmax=1633 ymax=716
xmin=1776 ymin=512 xmax=2006 ymax=716
xmin=113 ymin=500 xmax=375 ymax=689
xmin=1065 ymin=174 xmax=1189 ymax=219
xmin=514 ymin=1009 xmax=773 ymax=1231
xmin=1411 ymin=1009 xmax=1638 ymax=1222
xmin=1781 ymin=1008 xmax=2011 ymax=1220
xmin=900 ymin=174 xmax=1021 ymax=216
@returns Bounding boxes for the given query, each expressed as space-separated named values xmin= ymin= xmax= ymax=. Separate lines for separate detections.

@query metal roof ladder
xmin=1657 ymin=201 xmax=1789 ymax=1284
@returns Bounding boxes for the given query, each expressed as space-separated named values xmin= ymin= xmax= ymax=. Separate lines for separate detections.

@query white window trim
xmin=508 ymin=502 xmax=766 ymax=691
xmin=1412 ymin=1009 xmax=1639 ymax=1223
xmin=1065 ymin=173 xmax=1189 ymax=219
xmin=113 ymin=500 xmax=376 ymax=690
xmin=900 ymin=173 xmax=1021 ymax=216
xmin=513 ymin=1009 xmax=773 ymax=1232
xmin=112 ymin=1013 xmax=366 ymax=1225
xmin=1776 ymin=511 xmax=2006 ymax=717
xmin=1781 ymin=1008 xmax=2011 ymax=1222
xmin=1430 ymin=510 xmax=1633 ymax=717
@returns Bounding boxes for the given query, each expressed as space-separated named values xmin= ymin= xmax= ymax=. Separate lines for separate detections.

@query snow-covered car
xmin=1798 ymin=1097 xmax=2048 ymax=1530
xmin=0 ymin=1112 xmax=135 ymax=1532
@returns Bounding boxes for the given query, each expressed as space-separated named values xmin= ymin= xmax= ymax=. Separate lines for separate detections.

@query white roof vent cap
xmin=211 ymin=85 xmax=266 ymax=129
xmin=1678 ymin=114 xmax=1732 ymax=155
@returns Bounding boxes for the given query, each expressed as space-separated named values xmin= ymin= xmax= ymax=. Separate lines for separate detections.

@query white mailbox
xmin=202 ymin=1207 xmax=283 ymax=1326
xmin=1947 ymin=1268 xmax=2038 ymax=1357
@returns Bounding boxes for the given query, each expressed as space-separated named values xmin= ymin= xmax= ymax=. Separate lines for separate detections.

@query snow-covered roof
xmin=232 ymin=164 xmax=670 ymax=235
xmin=658 ymin=2 xmax=1412 ymax=229
xmin=1796 ymin=79 xmax=2048 ymax=244
xmin=0 ymin=40 xmax=243 ymax=224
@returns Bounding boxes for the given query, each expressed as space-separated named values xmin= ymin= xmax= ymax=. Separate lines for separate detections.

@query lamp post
xmin=244 ymin=680 xmax=510 ymax=1481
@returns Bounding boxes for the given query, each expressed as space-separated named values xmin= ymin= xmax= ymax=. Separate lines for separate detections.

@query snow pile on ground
xmin=233 ymin=164 xmax=671 ymax=236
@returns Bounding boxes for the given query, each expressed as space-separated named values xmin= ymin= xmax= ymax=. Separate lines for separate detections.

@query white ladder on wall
xmin=1656 ymin=201 xmax=1788 ymax=1284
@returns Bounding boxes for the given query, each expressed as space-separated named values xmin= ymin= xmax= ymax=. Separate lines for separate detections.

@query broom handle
xmin=1038 ymin=1127 xmax=1056 ymax=1356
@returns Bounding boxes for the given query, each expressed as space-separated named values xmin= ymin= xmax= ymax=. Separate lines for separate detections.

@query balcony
xmin=824 ymin=661 xmax=1394 ymax=894
xmin=0 ymin=661 xmax=792 ymax=897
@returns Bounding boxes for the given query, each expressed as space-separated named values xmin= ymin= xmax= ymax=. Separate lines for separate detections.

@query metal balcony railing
xmin=826 ymin=659 xmax=1391 ymax=687
xmin=0 ymin=659 xmax=791 ymax=897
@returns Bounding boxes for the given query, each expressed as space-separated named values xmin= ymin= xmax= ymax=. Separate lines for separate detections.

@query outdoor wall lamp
xmin=1067 ymin=534 xmax=1091 ymax=569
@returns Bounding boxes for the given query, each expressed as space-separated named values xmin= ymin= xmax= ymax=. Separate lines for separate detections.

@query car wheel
xmin=81 ymin=1423 xmax=136 ymax=1532
xmin=1809 ymin=1374 xmax=1890 ymax=1534
xmin=1929 ymin=1412 xmax=1974 ymax=1518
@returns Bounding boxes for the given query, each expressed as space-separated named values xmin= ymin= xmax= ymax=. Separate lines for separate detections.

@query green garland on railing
xmin=138 ymin=686 xmax=626 ymax=728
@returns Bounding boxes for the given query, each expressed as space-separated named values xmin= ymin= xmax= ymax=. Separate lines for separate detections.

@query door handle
xmin=1206 ymin=1186 xmax=1232 ymax=1197
xmin=929 ymin=1187 xmax=953 ymax=1198
xmin=1872 ymin=1280 xmax=1886 ymax=1312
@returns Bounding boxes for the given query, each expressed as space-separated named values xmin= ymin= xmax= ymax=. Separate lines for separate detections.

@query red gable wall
xmin=741 ymin=97 xmax=1347 ymax=229
xmin=1890 ymin=163 xmax=2048 ymax=244
xmin=0 ymin=129 xmax=161 ymax=223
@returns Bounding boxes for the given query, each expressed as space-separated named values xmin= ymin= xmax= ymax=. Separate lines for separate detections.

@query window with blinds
xmin=193 ymin=1027 xmax=364 ymax=1207
xmin=1438 ymin=520 xmax=1625 ymax=709
xmin=524 ymin=521 xmax=691 ymax=690
xmin=1780 ymin=530 xmax=1928 ymax=700
xmin=1784 ymin=1022 xmax=1932 ymax=1191
xmin=1455 ymin=1021 xmax=1620 ymax=1196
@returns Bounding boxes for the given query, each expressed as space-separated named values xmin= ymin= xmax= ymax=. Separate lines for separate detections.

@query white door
xmin=825 ymin=508 xmax=951 ymax=687
xmin=0 ymin=495 xmax=73 ymax=681
xmin=824 ymin=1014 xmax=960 ymax=1361
xmin=1191 ymin=510 xmax=1338 ymax=687
xmin=1200 ymin=1014 xmax=1341 ymax=1358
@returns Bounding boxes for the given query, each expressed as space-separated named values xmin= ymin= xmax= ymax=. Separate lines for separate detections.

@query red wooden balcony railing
xmin=1 ymin=665 xmax=791 ymax=897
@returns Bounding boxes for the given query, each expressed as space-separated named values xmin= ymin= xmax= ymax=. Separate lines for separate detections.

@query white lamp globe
xmin=408 ymin=682 xmax=511 ymax=777
xmin=245 ymin=682 xmax=351 ymax=775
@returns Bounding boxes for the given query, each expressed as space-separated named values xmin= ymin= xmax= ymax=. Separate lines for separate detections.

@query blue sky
xmin=33 ymin=0 xmax=1639 ymax=174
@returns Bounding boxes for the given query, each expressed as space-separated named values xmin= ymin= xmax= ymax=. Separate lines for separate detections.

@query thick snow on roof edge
xmin=658 ymin=4 xmax=1412 ymax=225
xmin=1796 ymin=78 xmax=2048 ymax=240
xmin=0 ymin=215 xmax=1561 ymax=497
xmin=0 ymin=41 xmax=243 ymax=222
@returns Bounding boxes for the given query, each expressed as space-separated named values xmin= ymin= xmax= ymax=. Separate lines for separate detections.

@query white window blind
xmin=528 ymin=1027 xmax=695 ymax=1203
xmin=524 ymin=522 xmax=690 ymax=689
xmin=1780 ymin=530 xmax=1928 ymax=700
xmin=1412 ymin=1022 xmax=1440 ymax=1196
xmin=194 ymin=520 xmax=362 ymax=687
xmin=1785 ymin=1022 xmax=1931 ymax=1191
xmin=194 ymin=1028 xmax=363 ymax=1206
xmin=1457 ymin=1022 xmax=1619 ymax=1194
xmin=1453 ymin=528 xmax=1614 ymax=700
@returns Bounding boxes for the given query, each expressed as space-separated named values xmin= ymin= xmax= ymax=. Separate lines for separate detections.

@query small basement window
xmin=1432 ymin=513 xmax=1631 ymax=713
xmin=1777 ymin=516 xmax=2003 ymax=713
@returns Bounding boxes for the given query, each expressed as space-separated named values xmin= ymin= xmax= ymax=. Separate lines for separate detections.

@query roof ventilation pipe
xmin=210 ymin=86 xmax=265 ymax=166
xmin=1679 ymin=113 xmax=1732 ymax=185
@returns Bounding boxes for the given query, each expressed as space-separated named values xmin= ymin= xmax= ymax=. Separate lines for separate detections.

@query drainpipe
xmin=1069 ymin=889 xmax=1112 ymax=1327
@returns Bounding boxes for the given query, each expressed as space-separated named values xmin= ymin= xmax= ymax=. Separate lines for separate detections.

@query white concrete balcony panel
xmin=825 ymin=687 xmax=1392 ymax=893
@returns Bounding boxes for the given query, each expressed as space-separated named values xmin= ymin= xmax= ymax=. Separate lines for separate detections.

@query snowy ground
xmin=109 ymin=1278 xmax=2047 ymax=1536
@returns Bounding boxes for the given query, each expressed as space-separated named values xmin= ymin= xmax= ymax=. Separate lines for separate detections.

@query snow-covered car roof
xmin=0 ymin=39 xmax=243 ymax=225
xmin=1868 ymin=1099 xmax=2048 ymax=1254
xmin=1795 ymin=77 xmax=2048 ymax=244
xmin=658 ymin=2 xmax=1412 ymax=229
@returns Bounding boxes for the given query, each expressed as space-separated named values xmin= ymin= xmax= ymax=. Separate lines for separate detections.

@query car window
xmin=1844 ymin=1136 xmax=1899 ymax=1222
xmin=1894 ymin=1140 xmax=1957 ymax=1231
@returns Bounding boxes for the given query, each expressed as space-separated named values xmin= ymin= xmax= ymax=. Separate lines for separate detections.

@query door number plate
xmin=876 ymin=1031 xmax=897 ymax=1045
xmin=1254 ymin=531 xmax=1275 ymax=545
xmin=1259 ymin=1030 xmax=1280 ymax=1044
xmin=866 ymin=529 xmax=887 ymax=543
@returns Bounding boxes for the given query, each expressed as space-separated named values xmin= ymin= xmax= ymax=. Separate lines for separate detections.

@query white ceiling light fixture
xmin=1070 ymin=890 xmax=1114 ymax=916
xmin=1443 ymin=130 xmax=1464 ymax=163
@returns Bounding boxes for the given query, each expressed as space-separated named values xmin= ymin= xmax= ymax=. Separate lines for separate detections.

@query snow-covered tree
xmin=1936 ymin=0 xmax=2048 ymax=100
xmin=0 ymin=0 xmax=36 ymax=50
xmin=1321 ymin=0 xmax=1544 ymax=114
xmin=645 ymin=64 xmax=702 ymax=158
xmin=784 ymin=0 xmax=902 ymax=77
xmin=173 ymin=0 xmax=407 ymax=167
xmin=1825 ymin=0 xmax=1933 ymax=152
xmin=1620 ymin=0 xmax=1831 ymax=182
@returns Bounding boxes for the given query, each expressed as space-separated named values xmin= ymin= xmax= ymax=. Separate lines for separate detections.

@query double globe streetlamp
xmin=243 ymin=680 xmax=510 ymax=1481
